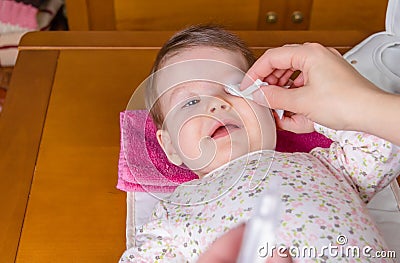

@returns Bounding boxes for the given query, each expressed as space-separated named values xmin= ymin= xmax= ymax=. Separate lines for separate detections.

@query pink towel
xmin=0 ymin=1 xmax=38 ymax=31
xmin=118 ymin=110 xmax=198 ymax=193
xmin=117 ymin=110 xmax=332 ymax=193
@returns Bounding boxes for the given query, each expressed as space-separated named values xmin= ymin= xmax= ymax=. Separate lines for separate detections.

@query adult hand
xmin=197 ymin=224 xmax=292 ymax=263
xmin=242 ymin=43 xmax=400 ymax=145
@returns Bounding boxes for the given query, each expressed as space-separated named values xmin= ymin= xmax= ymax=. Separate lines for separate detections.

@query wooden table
xmin=0 ymin=31 xmax=370 ymax=262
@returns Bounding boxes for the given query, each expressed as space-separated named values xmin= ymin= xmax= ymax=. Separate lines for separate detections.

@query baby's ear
xmin=156 ymin=129 xmax=183 ymax=166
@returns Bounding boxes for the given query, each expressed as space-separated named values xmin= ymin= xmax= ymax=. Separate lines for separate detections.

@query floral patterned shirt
xmin=119 ymin=124 xmax=400 ymax=262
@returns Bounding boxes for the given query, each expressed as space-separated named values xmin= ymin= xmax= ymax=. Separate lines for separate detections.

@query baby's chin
xmin=190 ymin=145 xmax=275 ymax=178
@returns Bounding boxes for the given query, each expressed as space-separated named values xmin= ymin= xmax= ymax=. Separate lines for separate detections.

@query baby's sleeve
xmin=119 ymin=202 xmax=191 ymax=263
xmin=311 ymin=123 xmax=400 ymax=203
xmin=119 ymin=229 xmax=186 ymax=262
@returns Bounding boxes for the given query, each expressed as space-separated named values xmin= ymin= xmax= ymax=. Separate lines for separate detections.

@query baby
xmin=119 ymin=25 xmax=400 ymax=262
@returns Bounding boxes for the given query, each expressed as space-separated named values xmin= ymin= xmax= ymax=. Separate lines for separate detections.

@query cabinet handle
xmin=291 ymin=11 xmax=304 ymax=24
xmin=266 ymin=12 xmax=278 ymax=24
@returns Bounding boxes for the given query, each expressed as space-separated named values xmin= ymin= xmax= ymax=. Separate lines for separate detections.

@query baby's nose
xmin=209 ymin=99 xmax=230 ymax=113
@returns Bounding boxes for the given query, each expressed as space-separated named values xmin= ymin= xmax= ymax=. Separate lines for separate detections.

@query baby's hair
xmin=145 ymin=24 xmax=256 ymax=128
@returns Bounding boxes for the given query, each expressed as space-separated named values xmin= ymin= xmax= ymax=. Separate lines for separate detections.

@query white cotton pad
xmin=225 ymin=80 xmax=286 ymax=119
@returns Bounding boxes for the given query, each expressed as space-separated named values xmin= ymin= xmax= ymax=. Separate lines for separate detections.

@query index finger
xmin=242 ymin=45 xmax=307 ymax=90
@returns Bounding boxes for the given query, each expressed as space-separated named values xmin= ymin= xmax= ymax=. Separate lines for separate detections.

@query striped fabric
xmin=0 ymin=0 xmax=64 ymax=66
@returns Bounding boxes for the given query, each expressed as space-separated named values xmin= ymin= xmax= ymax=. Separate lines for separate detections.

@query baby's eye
xmin=223 ymin=86 xmax=232 ymax=94
xmin=182 ymin=98 xmax=200 ymax=108
xmin=224 ymin=84 xmax=240 ymax=96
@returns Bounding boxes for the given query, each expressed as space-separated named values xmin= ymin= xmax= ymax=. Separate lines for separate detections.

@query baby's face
xmin=155 ymin=47 xmax=276 ymax=177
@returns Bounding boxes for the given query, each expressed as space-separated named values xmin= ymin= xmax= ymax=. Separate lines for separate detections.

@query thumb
xmin=253 ymin=85 xmax=300 ymax=112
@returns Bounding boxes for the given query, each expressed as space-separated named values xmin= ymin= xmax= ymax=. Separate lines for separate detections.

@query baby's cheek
xmin=239 ymin=100 xmax=267 ymax=118
xmin=175 ymin=128 xmax=200 ymax=158
xmin=261 ymin=119 xmax=277 ymax=150
xmin=245 ymin=106 xmax=276 ymax=150
xmin=178 ymin=140 xmax=201 ymax=160
xmin=177 ymin=130 xmax=219 ymax=174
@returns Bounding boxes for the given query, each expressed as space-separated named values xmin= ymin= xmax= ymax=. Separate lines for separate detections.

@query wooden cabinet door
xmin=66 ymin=0 xmax=388 ymax=32
xmin=310 ymin=0 xmax=388 ymax=32
xmin=114 ymin=0 xmax=259 ymax=30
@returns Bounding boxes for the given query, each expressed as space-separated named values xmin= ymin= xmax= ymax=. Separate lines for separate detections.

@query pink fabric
xmin=0 ymin=1 xmax=38 ymax=30
xmin=118 ymin=111 xmax=198 ymax=193
xmin=275 ymin=129 xmax=332 ymax=153
xmin=117 ymin=110 xmax=332 ymax=193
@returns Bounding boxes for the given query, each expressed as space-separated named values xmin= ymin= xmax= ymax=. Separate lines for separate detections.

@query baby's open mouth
xmin=211 ymin=124 xmax=240 ymax=139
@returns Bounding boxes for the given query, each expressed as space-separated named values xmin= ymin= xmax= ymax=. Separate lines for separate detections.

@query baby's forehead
xmin=169 ymin=81 xmax=223 ymax=93
xmin=153 ymin=49 xmax=248 ymax=94
xmin=162 ymin=46 xmax=248 ymax=68
xmin=154 ymin=69 xmax=245 ymax=102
